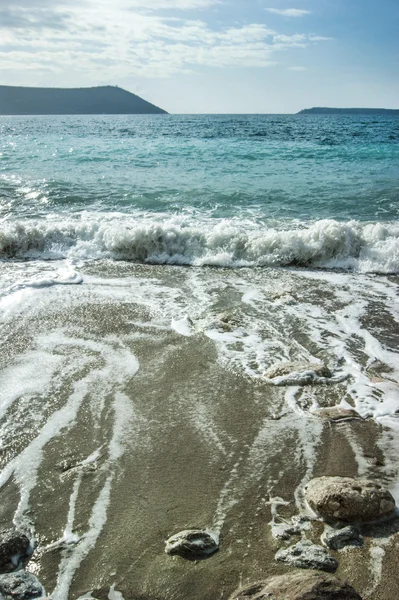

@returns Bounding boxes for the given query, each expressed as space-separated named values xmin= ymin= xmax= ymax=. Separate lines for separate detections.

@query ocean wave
xmin=1 ymin=215 xmax=399 ymax=273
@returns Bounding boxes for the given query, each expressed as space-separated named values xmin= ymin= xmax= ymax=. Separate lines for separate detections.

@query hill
xmin=0 ymin=85 xmax=167 ymax=115
xmin=298 ymin=107 xmax=399 ymax=115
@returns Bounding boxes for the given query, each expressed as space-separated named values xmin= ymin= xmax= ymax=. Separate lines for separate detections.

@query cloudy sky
xmin=0 ymin=0 xmax=398 ymax=113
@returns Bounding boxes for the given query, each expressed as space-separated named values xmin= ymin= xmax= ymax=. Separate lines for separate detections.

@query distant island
xmin=298 ymin=107 xmax=399 ymax=115
xmin=0 ymin=85 xmax=167 ymax=115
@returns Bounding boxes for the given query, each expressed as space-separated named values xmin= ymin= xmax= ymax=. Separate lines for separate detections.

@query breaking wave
xmin=1 ymin=215 xmax=399 ymax=273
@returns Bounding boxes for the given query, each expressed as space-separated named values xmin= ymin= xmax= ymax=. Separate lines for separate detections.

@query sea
xmin=1 ymin=114 xmax=399 ymax=600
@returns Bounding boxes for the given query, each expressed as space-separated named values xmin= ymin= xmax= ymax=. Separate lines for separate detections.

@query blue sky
xmin=0 ymin=0 xmax=398 ymax=113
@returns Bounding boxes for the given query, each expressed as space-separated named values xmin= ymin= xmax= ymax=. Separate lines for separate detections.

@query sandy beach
xmin=0 ymin=261 xmax=398 ymax=599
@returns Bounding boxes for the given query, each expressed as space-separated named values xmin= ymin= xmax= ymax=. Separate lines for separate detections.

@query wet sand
xmin=0 ymin=263 xmax=399 ymax=599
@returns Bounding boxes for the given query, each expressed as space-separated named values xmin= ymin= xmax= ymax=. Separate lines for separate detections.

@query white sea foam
xmin=199 ymin=269 xmax=399 ymax=426
xmin=0 ymin=351 xmax=63 ymax=420
xmin=0 ymin=267 xmax=83 ymax=297
xmin=171 ymin=315 xmax=192 ymax=337
xmin=108 ymin=584 xmax=125 ymax=600
xmin=1 ymin=245 xmax=399 ymax=590
xmin=183 ymin=267 xmax=399 ymax=513
xmin=0 ymin=325 xmax=140 ymax=600
xmin=263 ymin=370 xmax=348 ymax=387
xmin=1 ymin=215 xmax=399 ymax=272
xmin=53 ymin=392 xmax=137 ymax=600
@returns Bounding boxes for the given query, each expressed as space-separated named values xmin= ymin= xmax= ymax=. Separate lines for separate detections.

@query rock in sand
xmin=0 ymin=529 xmax=31 ymax=573
xmin=228 ymin=570 xmax=363 ymax=599
xmin=165 ymin=529 xmax=218 ymax=559
xmin=322 ymin=525 xmax=364 ymax=550
xmin=270 ymin=515 xmax=311 ymax=540
xmin=0 ymin=571 xmax=44 ymax=600
xmin=311 ymin=406 xmax=361 ymax=422
xmin=305 ymin=476 xmax=396 ymax=522
xmin=264 ymin=362 xmax=332 ymax=385
xmin=275 ymin=539 xmax=338 ymax=572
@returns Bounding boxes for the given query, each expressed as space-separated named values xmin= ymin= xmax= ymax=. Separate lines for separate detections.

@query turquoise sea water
xmin=1 ymin=114 xmax=399 ymax=270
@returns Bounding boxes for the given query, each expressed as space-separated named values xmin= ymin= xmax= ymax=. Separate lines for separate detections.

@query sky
xmin=0 ymin=0 xmax=398 ymax=113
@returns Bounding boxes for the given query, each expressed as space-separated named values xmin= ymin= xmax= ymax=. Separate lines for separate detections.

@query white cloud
xmin=0 ymin=0 xmax=330 ymax=84
xmin=266 ymin=8 xmax=311 ymax=17
xmin=125 ymin=0 xmax=218 ymax=8
xmin=288 ymin=66 xmax=307 ymax=71
xmin=0 ymin=6 xmax=70 ymax=29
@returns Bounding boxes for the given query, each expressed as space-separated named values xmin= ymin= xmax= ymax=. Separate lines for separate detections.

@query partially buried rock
xmin=271 ymin=521 xmax=301 ymax=541
xmin=305 ymin=476 xmax=396 ymax=522
xmin=271 ymin=515 xmax=311 ymax=540
xmin=322 ymin=525 xmax=364 ymax=550
xmin=218 ymin=312 xmax=239 ymax=330
xmin=228 ymin=570 xmax=363 ymax=600
xmin=264 ymin=362 xmax=332 ymax=385
xmin=275 ymin=540 xmax=338 ymax=572
xmin=165 ymin=529 xmax=218 ymax=560
xmin=311 ymin=406 xmax=361 ymax=422
xmin=0 ymin=529 xmax=31 ymax=573
xmin=0 ymin=571 xmax=44 ymax=600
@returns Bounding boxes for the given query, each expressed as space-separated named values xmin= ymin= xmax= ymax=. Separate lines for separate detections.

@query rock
xmin=91 ymin=587 xmax=118 ymax=600
xmin=322 ymin=525 xmax=364 ymax=550
xmin=275 ymin=540 xmax=338 ymax=572
xmin=291 ymin=515 xmax=313 ymax=527
xmin=0 ymin=529 xmax=31 ymax=573
xmin=305 ymin=476 xmax=396 ymax=522
xmin=165 ymin=529 xmax=218 ymax=559
xmin=0 ymin=571 xmax=44 ymax=600
xmin=366 ymin=455 xmax=385 ymax=467
xmin=219 ymin=313 xmax=236 ymax=325
xmin=264 ymin=362 xmax=332 ymax=385
xmin=271 ymin=521 xmax=301 ymax=540
xmin=228 ymin=570 xmax=363 ymax=599
xmin=271 ymin=515 xmax=311 ymax=540
xmin=59 ymin=459 xmax=97 ymax=477
xmin=265 ymin=361 xmax=331 ymax=379
xmin=216 ymin=312 xmax=240 ymax=332
xmin=311 ymin=407 xmax=361 ymax=422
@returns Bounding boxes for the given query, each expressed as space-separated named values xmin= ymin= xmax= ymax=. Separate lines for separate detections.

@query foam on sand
xmin=171 ymin=315 xmax=192 ymax=337
xmin=1 ymin=267 xmax=83 ymax=297
xmin=52 ymin=391 xmax=137 ymax=600
xmin=0 ymin=325 xmax=140 ymax=599
xmin=0 ymin=258 xmax=398 ymax=599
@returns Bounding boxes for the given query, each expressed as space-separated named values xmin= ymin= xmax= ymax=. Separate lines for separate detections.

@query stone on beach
xmin=305 ymin=476 xmax=396 ymax=522
xmin=270 ymin=515 xmax=311 ymax=540
xmin=218 ymin=312 xmax=239 ymax=330
xmin=0 ymin=529 xmax=31 ymax=573
xmin=271 ymin=521 xmax=302 ymax=540
xmin=263 ymin=361 xmax=332 ymax=385
xmin=165 ymin=529 xmax=218 ymax=559
xmin=322 ymin=525 xmax=364 ymax=550
xmin=228 ymin=570 xmax=363 ymax=599
xmin=275 ymin=539 xmax=338 ymax=572
xmin=0 ymin=571 xmax=44 ymax=600
xmin=311 ymin=406 xmax=361 ymax=422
